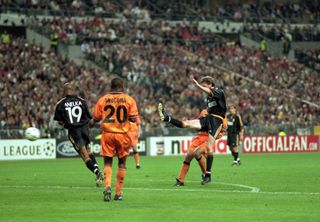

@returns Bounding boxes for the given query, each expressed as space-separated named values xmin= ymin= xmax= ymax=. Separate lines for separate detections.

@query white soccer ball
xmin=25 ymin=127 xmax=41 ymax=141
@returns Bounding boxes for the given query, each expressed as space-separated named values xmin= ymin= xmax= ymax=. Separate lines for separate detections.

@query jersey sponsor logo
xmin=56 ymin=141 xmax=78 ymax=157
xmin=208 ymin=101 xmax=217 ymax=108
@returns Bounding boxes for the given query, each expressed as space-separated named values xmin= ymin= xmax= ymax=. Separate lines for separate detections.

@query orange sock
xmin=197 ymin=156 xmax=206 ymax=175
xmin=178 ymin=161 xmax=190 ymax=182
xmin=115 ymin=168 xmax=126 ymax=195
xmin=134 ymin=153 xmax=140 ymax=166
xmin=104 ymin=165 xmax=112 ymax=188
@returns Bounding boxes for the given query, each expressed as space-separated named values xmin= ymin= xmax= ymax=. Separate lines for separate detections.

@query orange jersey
xmin=93 ymin=92 xmax=138 ymax=133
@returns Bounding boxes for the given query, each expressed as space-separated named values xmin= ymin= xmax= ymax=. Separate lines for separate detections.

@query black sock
xmin=169 ymin=117 xmax=183 ymax=128
xmin=183 ymin=161 xmax=190 ymax=165
xmin=206 ymin=155 xmax=214 ymax=177
xmin=89 ymin=154 xmax=100 ymax=169
xmin=85 ymin=158 xmax=99 ymax=175
xmin=234 ymin=152 xmax=239 ymax=161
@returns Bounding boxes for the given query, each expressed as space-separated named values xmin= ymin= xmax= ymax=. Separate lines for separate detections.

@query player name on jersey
xmin=105 ymin=98 xmax=126 ymax=103
xmin=64 ymin=101 xmax=82 ymax=107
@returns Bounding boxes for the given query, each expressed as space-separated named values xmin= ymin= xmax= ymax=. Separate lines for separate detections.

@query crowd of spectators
xmin=1 ymin=18 xmax=319 ymax=135
xmin=244 ymin=23 xmax=320 ymax=41
xmin=295 ymin=48 xmax=320 ymax=71
xmin=2 ymin=0 xmax=320 ymax=22
xmin=1 ymin=24 xmax=320 ymax=135
xmin=28 ymin=17 xmax=220 ymax=45
xmin=0 ymin=37 xmax=113 ymax=131
xmin=82 ymin=39 xmax=319 ymax=131
xmin=218 ymin=1 xmax=320 ymax=22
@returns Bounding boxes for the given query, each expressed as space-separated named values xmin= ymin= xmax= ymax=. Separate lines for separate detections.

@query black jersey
xmin=227 ymin=113 xmax=244 ymax=134
xmin=54 ymin=95 xmax=92 ymax=129
xmin=206 ymin=87 xmax=227 ymax=118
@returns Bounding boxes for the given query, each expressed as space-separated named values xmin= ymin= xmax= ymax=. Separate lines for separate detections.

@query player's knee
xmin=104 ymin=157 xmax=113 ymax=165
xmin=118 ymin=157 xmax=127 ymax=168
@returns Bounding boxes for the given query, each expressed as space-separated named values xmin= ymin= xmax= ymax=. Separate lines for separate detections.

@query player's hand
xmin=192 ymin=78 xmax=200 ymax=87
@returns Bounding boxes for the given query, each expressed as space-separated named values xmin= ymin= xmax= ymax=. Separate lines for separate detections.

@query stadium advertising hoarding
xmin=242 ymin=135 xmax=319 ymax=153
xmin=56 ymin=139 xmax=146 ymax=158
xmin=148 ymin=136 xmax=231 ymax=156
xmin=0 ymin=139 xmax=56 ymax=160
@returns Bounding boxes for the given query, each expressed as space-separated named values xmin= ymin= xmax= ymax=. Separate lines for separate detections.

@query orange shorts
xmin=100 ymin=132 xmax=132 ymax=158
xmin=189 ymin=134 xmax=208 ymax=155
xmin=128 ymin=130 xmax=139 ymax=146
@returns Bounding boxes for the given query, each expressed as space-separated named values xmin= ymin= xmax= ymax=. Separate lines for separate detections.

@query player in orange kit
xmin=92 ymin=77 xmax=139 ymax=201
xmin=128 ymin=116 xmax=141 ymax=169
xmin=175 ymin=110 xmax=227 ymax=186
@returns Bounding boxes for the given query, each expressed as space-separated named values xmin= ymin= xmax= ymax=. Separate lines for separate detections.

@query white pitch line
xmin=0 ymin=185 xmax=319 ymax=196
xmin=129 ymin=179 xmax=260 ymax=193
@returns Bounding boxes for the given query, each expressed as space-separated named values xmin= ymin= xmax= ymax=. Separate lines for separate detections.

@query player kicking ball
xmin=54 ymin=83 xmax=104 ymax=187
xmin=158 ymin=76 xmax=227 ymax=184
xmin=175 ymin=110 xmax=227 ymax=186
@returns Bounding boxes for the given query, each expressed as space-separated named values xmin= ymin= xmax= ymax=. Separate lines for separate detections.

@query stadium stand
xmin=0 ymin=0 xmax=319 ymax=138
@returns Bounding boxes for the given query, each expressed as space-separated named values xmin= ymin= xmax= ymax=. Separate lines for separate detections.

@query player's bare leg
xmin=114 ymin=156 xmax=127 ymax=200
xmin=78 ymin=147 xmax=103 ymax=187
xmin=103 ymin=157 xmax=113 ymax=201
xmin=132 ymin=145 xmax=140 ymax=169
xmin=158 ymin=103 xmax=201 ymax=129
xmin=175 ymin=151 xmax=194 ymax=186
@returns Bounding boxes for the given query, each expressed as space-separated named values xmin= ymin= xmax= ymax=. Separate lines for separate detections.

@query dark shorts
xmin=68 ymin=124 xmax=90 ymax=152
xmin=199 ymin=115 xmax=223 ymax=137
xmin=227 ymin=133 xmax=239 ymax=147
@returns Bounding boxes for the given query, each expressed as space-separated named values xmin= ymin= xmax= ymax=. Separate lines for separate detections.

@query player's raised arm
xmin=192 ymin=76 xmax=213 ymax=96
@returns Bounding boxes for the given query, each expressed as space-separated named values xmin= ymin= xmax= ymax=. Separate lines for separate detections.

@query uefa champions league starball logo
xmin=43 ymin=141 xmax=55 ymax=157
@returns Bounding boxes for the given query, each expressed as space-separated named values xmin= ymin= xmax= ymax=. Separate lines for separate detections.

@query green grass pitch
xmin=0 ymin=153 xmax=319 ymax=222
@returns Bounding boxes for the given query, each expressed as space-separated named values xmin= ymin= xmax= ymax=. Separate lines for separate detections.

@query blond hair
xmin=199 ymin=76 xmax=215 ymax=86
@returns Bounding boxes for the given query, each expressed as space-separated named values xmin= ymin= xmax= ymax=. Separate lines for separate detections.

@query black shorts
xmin=227 ymin=133 xmax=239 ymax=147
xmin=68 ymin=124 xmax=90 ymax=152
xmin=199 ymin=115 xmax=223 ymax=137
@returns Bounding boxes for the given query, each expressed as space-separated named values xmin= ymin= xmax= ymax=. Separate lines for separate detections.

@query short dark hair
xmin=111 ymin=77 xmax=124 ymax=91
xmin=199 ymin=76 xmax=215 ymax=86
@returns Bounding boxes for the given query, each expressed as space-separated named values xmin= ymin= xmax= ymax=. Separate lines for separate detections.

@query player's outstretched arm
xmin=192 ymin=78 xmax=212 ymax=96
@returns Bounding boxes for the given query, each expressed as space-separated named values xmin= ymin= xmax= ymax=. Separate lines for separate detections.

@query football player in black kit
xmin=54 ymin=83 xmax=104 ymax=187
xmin=158 ymin=76 xmax=227 ymax=185
xmin=227 ymin=105 xmax=244 ymax=166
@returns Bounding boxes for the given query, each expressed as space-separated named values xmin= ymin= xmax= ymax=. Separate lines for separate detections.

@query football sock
xmin=196 ymin=155 xmax=206 ymax=175
xmin=168 ymin=118 xmax=183 ymax=128
xmin=85 ymin=158 xmax=99 ymax=175
xmin=89 ymin=154 xmax=100 ymax=169
xmin=115 ymin=168 xmax=126 ymax=195
xmin=133 ymin=151 xmax=140 ymax=166
xmin=206 ymin=154 xmax=214 ymax=177
xmin=104 ymin=165 xmax=112 ymax=188
xmin=178 ymin=161 xmax=190 ymax=182
xmin=234 ymin=152 xmax=239 ymax=161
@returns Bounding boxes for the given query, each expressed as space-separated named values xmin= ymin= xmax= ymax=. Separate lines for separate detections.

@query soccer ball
xmin=25 ymin=127 xmax=41 ymax=141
